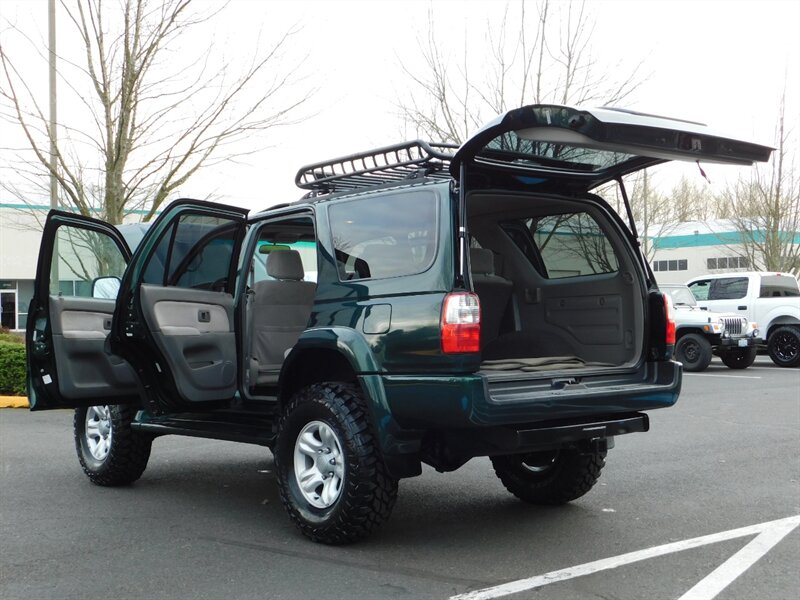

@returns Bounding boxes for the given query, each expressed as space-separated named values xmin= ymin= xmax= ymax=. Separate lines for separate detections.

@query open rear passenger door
xmin=27 ymin=211 xmax=137 ymax=410
xmin=109 ymin=200 xmax=248 ymax=412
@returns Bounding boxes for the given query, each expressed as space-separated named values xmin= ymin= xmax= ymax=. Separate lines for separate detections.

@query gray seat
xmin=470 ymin=248 xmax=513 ymax=347
xmin=359 ymin=243 xmax=409 ymax=279
xmin=250 ymin=250 xmax=316 ymax=385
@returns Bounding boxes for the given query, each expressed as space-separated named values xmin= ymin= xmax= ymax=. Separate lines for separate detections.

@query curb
xmin=0 ymin=396 xmax=29 ymax=408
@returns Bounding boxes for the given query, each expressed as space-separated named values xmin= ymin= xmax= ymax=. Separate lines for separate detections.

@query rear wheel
xmin=767 ymin=326 xmax=800 ymax=368
xmin=275 ymin=382 xmax=398 ymax=544
xmin=675 ymin=333 xmax=713 ymax=372
xmin=74 ymin=405 xmax=152 ymax=486
xmin=720 ymin=347 xmax=757 ymax=369
xmin=491 ymin=448 xmax=605 ymax=505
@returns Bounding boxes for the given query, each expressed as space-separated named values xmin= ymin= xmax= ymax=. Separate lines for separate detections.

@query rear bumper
xmin=380 ymin=360 xmax=681 ymax=429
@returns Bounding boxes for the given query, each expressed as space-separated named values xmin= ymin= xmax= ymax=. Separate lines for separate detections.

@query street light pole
xmin=48 ymin=0 xmax=57 ymax=211
xmin=48 ymin=0 xmax=59 ymax=291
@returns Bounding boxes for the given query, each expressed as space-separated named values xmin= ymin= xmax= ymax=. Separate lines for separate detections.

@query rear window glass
xmin=708 ymin=277 xmax=749 ymax=300
xmin=503 ymin=212 xmax=619 ymax=279
xmin=476 ymin=107 xmax=636 ymax=174
xmin=759 ymin=275 xmax=799 ymax=297
xmin=329 ymin=192 xmax=438 ymax=280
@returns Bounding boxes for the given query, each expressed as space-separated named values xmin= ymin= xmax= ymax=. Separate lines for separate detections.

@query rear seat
xmin=470 ymin=248 xmax=513 ymax=348
xmin=250 ymin=250 xmax=316 ymax=385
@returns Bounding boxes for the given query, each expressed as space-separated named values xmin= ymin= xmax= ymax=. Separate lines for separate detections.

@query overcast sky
xmin=1 ymin=0 xmax=798 ymax=213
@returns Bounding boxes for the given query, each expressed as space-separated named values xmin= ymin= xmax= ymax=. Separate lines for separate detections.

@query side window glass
xmin=51 ymin=225 xmax=127 ymax=298
xmin=529 ymin=212 xmax=619 ymax=279
xmin=708 ymin=277 xmax=748 ymax=300
xmin=688 ymin=280 xmax=710 ymax=300
xmin=142 ymin=222 xmax=174 ymax=285
xmin=329 ymin=192 xmax=438 ymax=281
xmin=252 ymin=217 xmax=318 ymax=284
xmin=141 ymin=214 xmax=239 ymax=291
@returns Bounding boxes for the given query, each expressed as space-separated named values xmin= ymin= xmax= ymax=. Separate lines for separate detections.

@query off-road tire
xmin=491 ymin=448 xmax=606 ymax=505
xmin=767 ymin=325 xmax=800 ymax=368
xmin=274 ymin=382 xmax=398 ymax=544
xmin=720 ymin=347 xmax=757 ymax=369
xmin=74 ymin=405 xmax=152 ymax=486
xmin=675 ymin=333 xmax=713 ymax=372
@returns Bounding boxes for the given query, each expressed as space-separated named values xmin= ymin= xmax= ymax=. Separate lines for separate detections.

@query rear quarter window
xmin=328 ymin=191 xmax=438 ymax=280
xmin=503 ymin=212 xmax=619 ymax=279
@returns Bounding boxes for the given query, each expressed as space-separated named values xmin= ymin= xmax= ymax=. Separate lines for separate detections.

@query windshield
xmin=664 ymin=286 xmax=697 ymax=307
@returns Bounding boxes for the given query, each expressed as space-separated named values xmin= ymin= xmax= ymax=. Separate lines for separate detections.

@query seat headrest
xmin=360 ymin=244 xmax=406 ymax=279
xmin=470 ymin=248 xmax=495 ymax=276
xmin=267 ymin=250 xmax=304 ymax=281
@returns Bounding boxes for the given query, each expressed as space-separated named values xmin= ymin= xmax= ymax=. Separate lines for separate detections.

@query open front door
xmin=110 ymin=200 xmax=248 ymax=412
xmin=27 ymin=211 xmax=136 ymax=410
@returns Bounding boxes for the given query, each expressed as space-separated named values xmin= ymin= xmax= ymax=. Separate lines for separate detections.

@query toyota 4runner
xmin=27 ymin=105 xmax=772 ymax=543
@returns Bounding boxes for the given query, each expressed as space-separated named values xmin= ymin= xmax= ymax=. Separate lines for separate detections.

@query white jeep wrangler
xmin=662 ymin=284 xmax=760 ymax=371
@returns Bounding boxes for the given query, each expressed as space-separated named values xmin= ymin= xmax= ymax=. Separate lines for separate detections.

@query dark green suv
xmin=27 ymin=105 xmax=772 ymax=543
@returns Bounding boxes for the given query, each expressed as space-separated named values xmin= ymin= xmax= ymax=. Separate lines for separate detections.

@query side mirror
xmin=92 ymin=276 xmax=121 ymax=299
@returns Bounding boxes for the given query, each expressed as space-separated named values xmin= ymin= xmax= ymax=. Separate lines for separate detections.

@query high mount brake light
xmin=664 ymin=294 xmax=676 ymax=346
xmin=441 ymin=292 xmax=481 ymax=353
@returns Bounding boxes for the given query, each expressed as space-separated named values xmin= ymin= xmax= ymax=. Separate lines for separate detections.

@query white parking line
xmin=677 ymin=518 xmax=800 ymax=600
xmin=449 ymin=515 xmax=800 ymax=600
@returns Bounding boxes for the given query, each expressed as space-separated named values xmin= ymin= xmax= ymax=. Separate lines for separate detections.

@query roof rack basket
xmin=295 ymin=140 xmax=458 ymax=195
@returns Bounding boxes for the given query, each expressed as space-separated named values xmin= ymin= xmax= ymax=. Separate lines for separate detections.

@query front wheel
xmin=74 ymin=405 xmax=152 ymax=486
xmin=675 ymin=333 xmax=713 ymax=372
xmin=491 ymin=448 xmax=605 ymax=505
xmin=275 ymin=383 xmax=398 ymax=544
xmin=720 ymin=347 xmax=757 ymax=369
xmin=767 ymin=326 xmax=800 ymax=368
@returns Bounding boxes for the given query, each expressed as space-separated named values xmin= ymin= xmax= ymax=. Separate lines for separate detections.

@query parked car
xmin=686 ymin=272 xmax=800 ymax=367
xmin=27 ymin=105 xmax=772 ymax=543
xmin=661 ymin=284 xmax=760 ymax=371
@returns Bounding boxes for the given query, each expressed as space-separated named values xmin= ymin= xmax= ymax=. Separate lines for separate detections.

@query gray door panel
xmin=139 ymin=284 xmax=236 ymax=402
xmin=50 ymin=296 xmax=137 ymax=399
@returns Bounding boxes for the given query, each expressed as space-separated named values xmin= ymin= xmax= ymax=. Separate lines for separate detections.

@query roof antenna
xmin=696 ymin=160 xmax=711 ymax=184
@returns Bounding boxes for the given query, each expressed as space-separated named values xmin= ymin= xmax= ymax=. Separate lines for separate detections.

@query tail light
xmin=441 ymin=292 xmax=481 ymax=353
xmin=664 ymin=294 xmax=676 ymax=346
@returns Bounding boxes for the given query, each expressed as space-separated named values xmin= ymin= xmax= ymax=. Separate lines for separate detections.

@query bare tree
xmin=398 ymin=0 xmax=645 ymax=144
xmin=717 ymin=95 xmax=800 ymax=275
xmin=0 ymin=0 xmax=307 ymax=224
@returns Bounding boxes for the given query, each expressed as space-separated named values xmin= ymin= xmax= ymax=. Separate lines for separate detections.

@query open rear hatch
xmin=453 ymin=104 xmax=772 ymax=383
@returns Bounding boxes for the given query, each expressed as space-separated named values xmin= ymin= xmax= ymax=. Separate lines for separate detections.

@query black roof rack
xmin=295 ymin=140 xmax=458 ymax=195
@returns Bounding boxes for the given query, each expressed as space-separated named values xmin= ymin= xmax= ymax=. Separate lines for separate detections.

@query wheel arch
xmin=278 ymin=327 xmax=379 ymax=406
xmin=765 ymin=316 xmax=800 ymax=340
xmin=675 ymin=326 xmax=706 ymax=339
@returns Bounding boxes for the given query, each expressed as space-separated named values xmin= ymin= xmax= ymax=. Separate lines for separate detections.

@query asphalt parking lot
xmin=1 ymin=357 xmax=798 ymax=600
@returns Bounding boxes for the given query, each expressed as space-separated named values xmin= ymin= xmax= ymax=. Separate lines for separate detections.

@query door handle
xmin=103 ymin=318 xmax=112 ymax=330
xmin=737 ymin=305 xmax=747 ymax=310
xmin=197 ymin=309 xmax=211 ymax=323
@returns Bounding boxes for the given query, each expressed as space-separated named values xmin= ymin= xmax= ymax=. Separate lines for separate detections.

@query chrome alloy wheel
xmin=85 ymin=405 xmax=113 ymax=462
xmin=293 ymin=420 xmax=345 ymax=509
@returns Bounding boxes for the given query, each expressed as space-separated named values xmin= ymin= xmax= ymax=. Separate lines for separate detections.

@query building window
xmin=653 ymin=259 xmax=687 ymax=272
xmin=708 ymin=256 xmax=748 ymax=270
